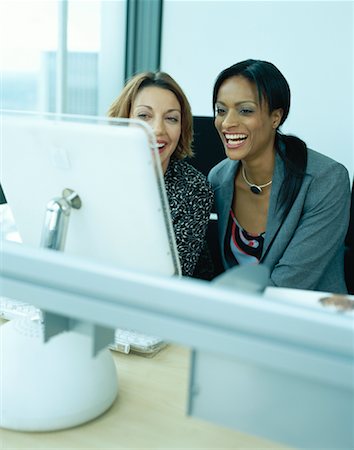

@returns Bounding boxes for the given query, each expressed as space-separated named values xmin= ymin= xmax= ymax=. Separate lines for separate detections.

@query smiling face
xmin=214 ymin=75 xmax=282 ymax=163
xmin=130 ymin=86 xmax=182 ymax=173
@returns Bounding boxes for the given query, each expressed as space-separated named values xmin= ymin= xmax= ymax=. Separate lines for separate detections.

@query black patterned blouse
xmin=164 ymin=158 xmax=214 ymax=277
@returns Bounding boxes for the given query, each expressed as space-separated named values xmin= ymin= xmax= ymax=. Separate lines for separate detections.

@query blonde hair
xmin=108 ymin=71 xmax=193 ymax=159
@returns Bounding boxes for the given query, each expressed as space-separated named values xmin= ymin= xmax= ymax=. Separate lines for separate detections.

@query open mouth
xmin=224 ymin=133 xmax=247 ymax=147
xmin=157 ymin=142 xmax=167 ymax=154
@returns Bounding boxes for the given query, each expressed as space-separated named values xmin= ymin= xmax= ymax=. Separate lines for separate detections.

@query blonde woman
xmin=108 ymin=72 xmax=214 ymax=278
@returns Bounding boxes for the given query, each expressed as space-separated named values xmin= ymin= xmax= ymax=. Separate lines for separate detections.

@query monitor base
xmin=0 ymin=318 xmax=118 ymax=431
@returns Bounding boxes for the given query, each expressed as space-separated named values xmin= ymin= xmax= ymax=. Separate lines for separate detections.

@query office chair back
xmin=345 ymin=180 xmax=354 ymax=294
xmin=0 ymin=184 xmax=6 ymax=205
xmin=189 ymin=116 xmax=225 ymax=277
xmin=189 ymin=116 xmax=225 ymax=177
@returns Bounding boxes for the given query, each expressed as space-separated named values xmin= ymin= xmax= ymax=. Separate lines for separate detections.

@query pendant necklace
xmin=241 ymin=165 xmax=272 ymax=195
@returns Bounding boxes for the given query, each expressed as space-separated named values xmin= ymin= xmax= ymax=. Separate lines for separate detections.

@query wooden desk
xmin=0 ymin=326 xmax=292 ymax=450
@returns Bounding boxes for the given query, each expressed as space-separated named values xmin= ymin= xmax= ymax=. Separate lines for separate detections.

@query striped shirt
xmin=225 ymin=209 xmax=265 ymax=267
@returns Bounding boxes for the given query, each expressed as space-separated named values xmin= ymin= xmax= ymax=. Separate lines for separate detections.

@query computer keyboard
xmin=0 ymin=296 xmax=166 ymax=356
xmin=0 ymin=297 xmax=42 ymax=321
xmin=110 ymin=328 xmax=166 ymax=356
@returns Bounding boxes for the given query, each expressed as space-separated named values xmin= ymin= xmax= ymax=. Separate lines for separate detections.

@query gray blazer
xmin=208 ymin=148 xmax=351 ymax=293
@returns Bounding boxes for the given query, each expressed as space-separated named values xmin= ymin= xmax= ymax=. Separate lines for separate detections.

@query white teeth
xmin=157 ymin=143 xmax=165 ymax=148
xmin=225 ymin=133 xmax=247 ymax=140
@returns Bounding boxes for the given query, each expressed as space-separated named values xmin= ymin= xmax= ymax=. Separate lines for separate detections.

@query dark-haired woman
xmin=208 ymin=59 xmax=350 ymax=293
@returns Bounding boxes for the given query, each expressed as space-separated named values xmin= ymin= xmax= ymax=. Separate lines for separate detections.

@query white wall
xmin=161 ymin=1 xmax=354 ymax=180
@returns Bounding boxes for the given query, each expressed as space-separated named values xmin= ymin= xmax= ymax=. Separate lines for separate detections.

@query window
xmin=0 ymin=0 xmax=101 ymax=115
xmin=0 ymin=1 xmax=58 ymax=111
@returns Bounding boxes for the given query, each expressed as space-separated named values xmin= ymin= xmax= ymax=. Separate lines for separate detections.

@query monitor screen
xmin=1 ymin=111 xmax=180 ymax=277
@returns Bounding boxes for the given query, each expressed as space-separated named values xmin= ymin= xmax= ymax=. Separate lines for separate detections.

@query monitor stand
xmin=0 ymin=190 xmax=118 ymax=431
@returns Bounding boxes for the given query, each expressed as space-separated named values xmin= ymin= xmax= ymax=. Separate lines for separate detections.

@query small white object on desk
xmin=264 ymin=286 xmax=354 ymax=314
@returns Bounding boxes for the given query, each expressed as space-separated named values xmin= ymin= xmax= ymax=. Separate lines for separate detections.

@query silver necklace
xmin=241 ymin=165 xmax=272 ymax=195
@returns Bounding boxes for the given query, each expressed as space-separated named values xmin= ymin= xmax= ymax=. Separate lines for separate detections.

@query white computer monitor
xmin=0 ymin=110 xmax=181 ymax=432
xmin=1 ymin=111 xmax=180 ymax=277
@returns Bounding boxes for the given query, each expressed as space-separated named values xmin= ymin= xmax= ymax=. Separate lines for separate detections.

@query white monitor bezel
xmin=0 ymin=110 xmax=181 ymax=277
